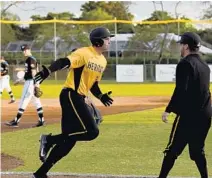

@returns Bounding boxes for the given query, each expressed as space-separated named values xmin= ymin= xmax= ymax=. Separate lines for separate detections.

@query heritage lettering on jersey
xmin=87 ymin=61 xmax=104 ymax=73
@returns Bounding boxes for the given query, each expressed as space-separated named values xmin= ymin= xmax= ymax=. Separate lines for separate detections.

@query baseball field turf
xmin=1 ymin=82 xmax=212 ymax=177
xmin=2 ymin=82 xmax=176 ymax=99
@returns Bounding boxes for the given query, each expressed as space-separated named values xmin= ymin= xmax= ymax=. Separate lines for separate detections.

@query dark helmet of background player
xmin=20 ymin=44 xmax=30 ymax=51
xmin=89 ymin=27 xmax=114 ymax=47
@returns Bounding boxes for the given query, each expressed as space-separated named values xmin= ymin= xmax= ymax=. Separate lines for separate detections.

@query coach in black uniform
xmin=158 ymin=32 xmax=211 ymax=178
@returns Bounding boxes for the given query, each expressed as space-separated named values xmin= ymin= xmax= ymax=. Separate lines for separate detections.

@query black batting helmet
xmin=90 ymin=27 xmax=114 ymax=47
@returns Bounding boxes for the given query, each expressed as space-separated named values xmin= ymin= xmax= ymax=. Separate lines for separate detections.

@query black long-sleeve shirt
xmin=166 ymin=54 xmax=211 ymax=119
xmin=24 ymin=56 xmax=37 ymax=80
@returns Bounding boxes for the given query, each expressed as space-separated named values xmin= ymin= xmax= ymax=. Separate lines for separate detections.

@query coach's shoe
xmin=32 ymin=173 xmax=49 ymax=178
xmin=8 ymin=98 xmax=15 ymax=104
xmin=39 ymin=134 xmax=52 ymax=162
xmin=5 ymin=119 xmax=18 ymax=127
xmin=35 ymin=120 xmax=45 ymax=127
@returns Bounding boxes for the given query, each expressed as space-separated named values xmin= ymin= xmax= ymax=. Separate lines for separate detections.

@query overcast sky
xmin=8 ymin=1 xmax=208 ymax=21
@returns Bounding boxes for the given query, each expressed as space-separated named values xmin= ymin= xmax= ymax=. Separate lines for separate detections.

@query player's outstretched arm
xmin=34 ymin=58 xmax=70 ymax=84
xmin=90 ymin=81 xmax=113 ymax=107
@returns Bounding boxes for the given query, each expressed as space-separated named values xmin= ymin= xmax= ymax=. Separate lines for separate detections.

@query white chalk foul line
xmin=0 ymin=172 xmax=207 ymax=178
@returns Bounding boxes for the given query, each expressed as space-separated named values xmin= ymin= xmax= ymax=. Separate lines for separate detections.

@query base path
xmin=1 ymin=96 xmax=169 ymax=133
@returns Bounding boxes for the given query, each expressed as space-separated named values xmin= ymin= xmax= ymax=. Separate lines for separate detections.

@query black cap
xmin=90 ymin=27 xmax=114 ymax=40
xmin=177 ymin=32 xmax=201 ymax=48
xmin=21 ymin=44 xmax=30 ymax=51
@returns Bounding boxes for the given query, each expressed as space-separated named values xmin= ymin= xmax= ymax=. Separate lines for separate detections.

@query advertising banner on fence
xmin=156 ymin=65 xmax=177 ymax=82
xmin=116 ymin=65 xmax=143 ymax=82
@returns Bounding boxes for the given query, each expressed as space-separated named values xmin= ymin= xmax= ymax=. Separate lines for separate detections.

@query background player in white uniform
xmin=6 ymin=45 xmax=45 ymax=127
xmin=0 ymin=56 xmax=15 ymax=104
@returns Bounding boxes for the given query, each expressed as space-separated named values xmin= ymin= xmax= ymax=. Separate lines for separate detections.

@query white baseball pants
xmin=19 ymin=79 xmax=42 ymax=110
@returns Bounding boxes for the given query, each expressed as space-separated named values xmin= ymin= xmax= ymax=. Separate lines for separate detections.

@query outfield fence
xmin=2 ymin=19 xmax=212 ymax=83
xmin=9 ymin=64 xmax=155 ymax=83
xmin=1 ymin=19 xmax=212 ymax=65
xmin=8 ymin=63 xmax=212 ymax=83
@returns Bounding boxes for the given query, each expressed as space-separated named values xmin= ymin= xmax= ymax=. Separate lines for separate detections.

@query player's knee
xmin=164 ymin=150 xmax=178 ymax=160
xmin=189 ymin=149 xmax=205 ymax=161
xmin=87 ymin=128 xmax=99 ymax=140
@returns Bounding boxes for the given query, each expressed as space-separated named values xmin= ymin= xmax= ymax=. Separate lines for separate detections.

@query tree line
xmin=1 ymin=1 xmax=212 ymax=64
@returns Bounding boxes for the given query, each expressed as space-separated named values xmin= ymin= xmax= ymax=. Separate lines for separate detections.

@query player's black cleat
xmin=5 ymin=119 xmax=18 ymax=127
xmin=32 ymin=173 xmax=49 ymax=178
xmin=35 ymin=120 xmax=45 ymax=127
xmin=39 ymin=134 xmax=52 ymax=162
xmin=8 ymin=99 xmax=15 ymax=104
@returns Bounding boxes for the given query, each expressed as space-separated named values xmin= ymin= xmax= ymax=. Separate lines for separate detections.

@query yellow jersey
xmin=65 ymin=46 xmax=107 ymax=96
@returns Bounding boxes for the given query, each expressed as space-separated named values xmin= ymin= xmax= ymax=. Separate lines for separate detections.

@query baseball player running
xmin=32 ymin=27 xmax=114 ymax=178
xmin=0 ymin=56 xmax=15 ymax=103
xmin=159 ymin=32 xmax=211 ymax=178
xmin=5 ymin=45 xmax=45 ymax=127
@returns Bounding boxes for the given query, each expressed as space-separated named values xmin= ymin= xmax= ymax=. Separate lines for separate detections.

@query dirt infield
xmin=1 ymin=96 xmax=169 ymax=178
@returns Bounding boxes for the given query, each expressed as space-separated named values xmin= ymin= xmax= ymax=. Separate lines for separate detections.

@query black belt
xmin=63 ymin=87 xmax=86 ymax=98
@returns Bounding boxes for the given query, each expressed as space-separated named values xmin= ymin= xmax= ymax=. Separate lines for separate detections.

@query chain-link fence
xmin=1 ymin=19 xmax=212 ymax=82
xmin=9 ymin=64 xmax=158 ymax=82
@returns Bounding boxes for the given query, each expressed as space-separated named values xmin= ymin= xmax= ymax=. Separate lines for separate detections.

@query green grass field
xmin=1 ymin=108 xmax=212 ymax=176
xmin=3 ymin=81 xmax=212 ymax=99
xmin=3 ymin=81 xmax=176 ymax=99
xmin=1 ymin=82 xmax=212 ymax=176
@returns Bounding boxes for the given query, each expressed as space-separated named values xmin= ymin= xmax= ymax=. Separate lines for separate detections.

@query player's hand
xmin=34 ymin=65 xmax=51 ymax=84
xmin=162 ymin=112 xmax=169 ymax=123
xmin=98 ymin=91 xmax=113 ymax=107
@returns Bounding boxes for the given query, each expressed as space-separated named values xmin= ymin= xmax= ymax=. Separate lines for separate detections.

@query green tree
xmin=1 ymin=1 xmax=22 ymax=19
xmin=80 ymin=1 xmax=105 ymax=12
xmin=1 ymin=23 xmax=17 ymax=45
xmin=144 ymin=11 xmax=197 ymax=34
xmin=128 ymin=10 xmax=198 ymax=63
xmin=198 ymin=29 xmax=212 ymax=46
xmin=30 ymin=11 xmax=76 ymax=40
xmin=175 ymin=16 xmax=197 ymax=34
xmin=0 ymin=2 xmax=20 ymax=45
xmin=203 ymin=4 xmax=212 ymax=19
xmin=80 ymin=8 xmax=114 ymax=33
xmin=80 ymin=1 xmax=134 ymax=33
xmin=199 ymin=2 xmax=212 ymax=48
xmin=29 ymin=12 xmax=89 ymax=53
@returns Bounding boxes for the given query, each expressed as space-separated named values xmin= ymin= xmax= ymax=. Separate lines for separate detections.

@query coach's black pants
xmin=159 ymin=114 xmax=211 ymax=178
xmin=164 ymin=115 xmax=211 ymax=159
